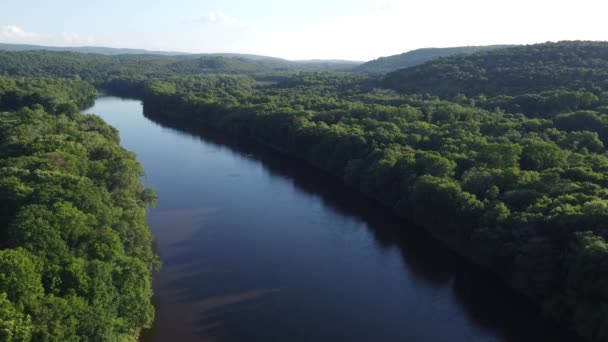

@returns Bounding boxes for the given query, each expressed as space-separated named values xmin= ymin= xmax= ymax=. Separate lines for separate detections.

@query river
xmin=87 ymin=96 xmax=581 ymax=342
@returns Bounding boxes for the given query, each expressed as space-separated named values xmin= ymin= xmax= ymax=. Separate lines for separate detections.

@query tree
xmin=0 ymin=248 xmax=43 ymax=305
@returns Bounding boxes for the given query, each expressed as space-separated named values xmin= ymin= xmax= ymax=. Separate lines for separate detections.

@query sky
xmin=0 ymin=0 xmax=606 ymax=61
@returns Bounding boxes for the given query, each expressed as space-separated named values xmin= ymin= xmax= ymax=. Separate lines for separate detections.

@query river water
xmin=87 ymin=96 xmax=580 ymax=342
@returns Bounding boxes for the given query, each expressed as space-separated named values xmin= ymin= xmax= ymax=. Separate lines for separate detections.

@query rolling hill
xmin=0 ymin=43 xmax=361 ymax=70
xmin=355 ymin=45 xmax=514 ymax=72
xmin=381 ymin=41 xmax=608 ymax=97
xmin=0 ymin=42 xmax=188 ymax=55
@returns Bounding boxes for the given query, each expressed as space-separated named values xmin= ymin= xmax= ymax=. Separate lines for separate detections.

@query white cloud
xmin=62 ymin=32 xmax=94 ymax=45
xmin=1 ymin=25 xmax=39 ymax=40
xmin=197 ymin=11 xmax=239 ymax=26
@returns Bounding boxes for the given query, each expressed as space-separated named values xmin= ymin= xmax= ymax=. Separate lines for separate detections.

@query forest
xmin=0 ymin=77 xmax=157 ymax=340
xmin=2 ymin=41 xmax=608 ymax=341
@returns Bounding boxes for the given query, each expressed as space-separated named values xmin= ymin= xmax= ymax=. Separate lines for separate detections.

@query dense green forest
xmin=3 ymin=41 xmax=608 ymax=341
xmin=0 ymin=50 xmax=358 ymax=86
xmin=0 ymin=77 xmax=157 ymax=340
xmin=354 ymin=45 xmax=514 ymax=72
xmin=0 ymin=76 xmax=96 ymax=112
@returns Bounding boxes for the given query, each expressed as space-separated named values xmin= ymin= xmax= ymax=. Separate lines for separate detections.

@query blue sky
xmin=1 ymin=0 xmax=606 ymax=61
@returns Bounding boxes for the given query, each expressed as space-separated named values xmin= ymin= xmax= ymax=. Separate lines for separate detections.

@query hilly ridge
xmin=0 ymin=42 xmax=361 ymax=70
xmin=0 ymin=42 xmax=188 ymax=56
xmin=0 ymin=50 xmax=358 ymax=82
xmin=382 ymin=41 xmax=608 ymax=97
xmin=355 ymin=45 xmax=514 ymax=72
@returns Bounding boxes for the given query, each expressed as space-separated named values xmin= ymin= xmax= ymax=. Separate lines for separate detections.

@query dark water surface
xmin=87 ymin=97 xmax=580 ymax=342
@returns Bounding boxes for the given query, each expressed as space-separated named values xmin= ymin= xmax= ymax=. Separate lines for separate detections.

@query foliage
xmin=0 ymin=76 xmax=96 ymax=112
xmin=0 ymin=79 xmax=157 ymax=340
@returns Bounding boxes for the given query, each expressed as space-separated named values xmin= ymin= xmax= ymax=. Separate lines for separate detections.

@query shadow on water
xmin=139 ymin=107 xmax=583 ymax=342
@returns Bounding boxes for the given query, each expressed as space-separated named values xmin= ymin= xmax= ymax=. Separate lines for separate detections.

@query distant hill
xmin=206 ymin=53 xmax=288 ymax=62
xmin=0 ymin=43 xmax=361 ymax=70
xmin=355 ymin=45 xmax=514 ymax=72
xmin=0 ymin=42 xmax=189 ymax=56
xmin=0 ymin=50 xmax=361 ymax=82
xmin=294 ymin=59 xmax=363 ymax=71
xmin=381 ymin=41 xmax=608 ymax=97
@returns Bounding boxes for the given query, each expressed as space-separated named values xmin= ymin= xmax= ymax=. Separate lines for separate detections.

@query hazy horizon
xmin=0 ymin=40 xmax=521 ymax=61
xmin=1 ymin=0 xmax=607 ymax=61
